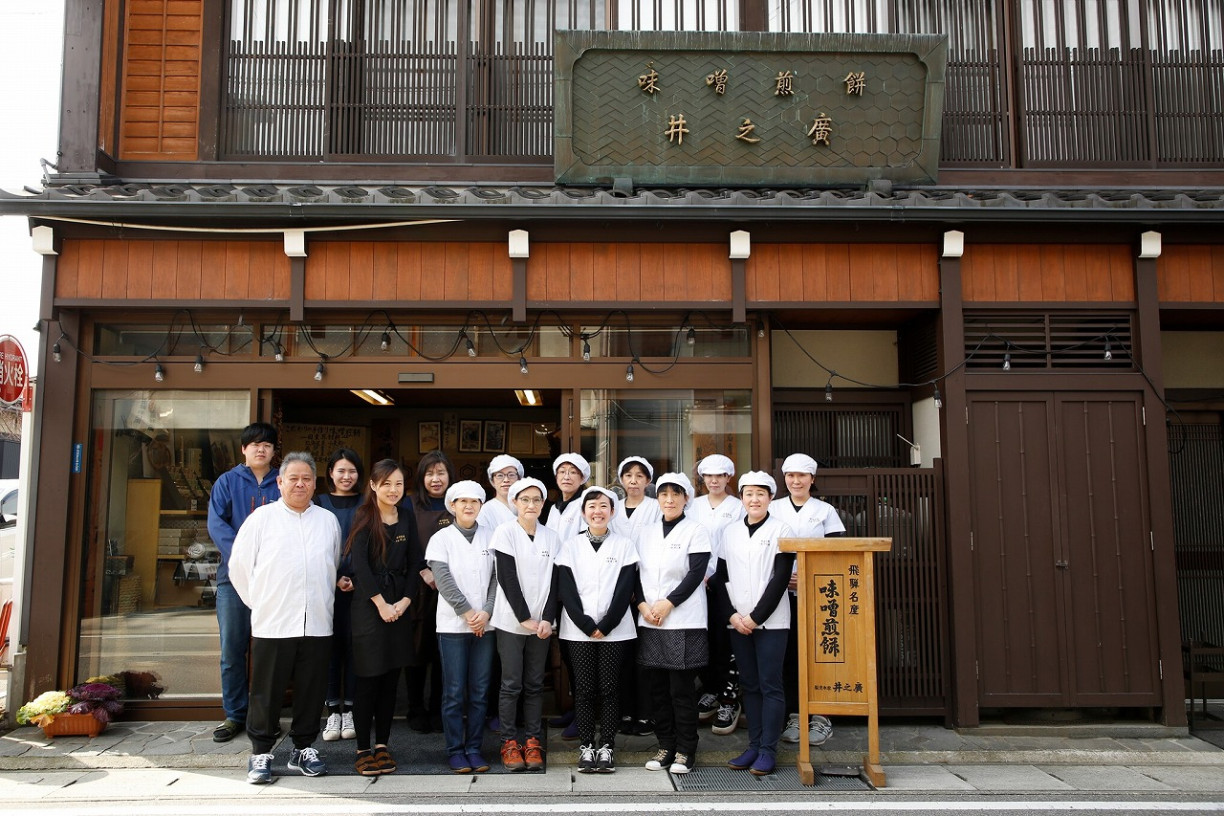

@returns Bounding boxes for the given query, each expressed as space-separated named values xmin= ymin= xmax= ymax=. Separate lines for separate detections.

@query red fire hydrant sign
xmin=0 ymin=335 xmax=31 ymax=409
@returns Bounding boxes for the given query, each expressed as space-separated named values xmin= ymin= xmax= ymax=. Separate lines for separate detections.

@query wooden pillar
xmin=1133 ymin=235 xmax=1187 ymax=726
xmin=938 ymin=233 xmax=979 ymax=727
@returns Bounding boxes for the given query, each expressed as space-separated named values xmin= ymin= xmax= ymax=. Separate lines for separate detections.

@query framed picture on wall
xmin=484 ymin=420 xmax=507 ymax=453
xmin=508 ymin=422 xmax=533 ymax=455
xmin=459 ymin=420 xmax=483 ymax=453
xmin=418 ymin=421 xmax=440 ymax=454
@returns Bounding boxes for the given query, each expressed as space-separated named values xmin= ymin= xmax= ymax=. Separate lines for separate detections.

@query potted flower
xmin=16 ymin=677 xmax=124 ymax=738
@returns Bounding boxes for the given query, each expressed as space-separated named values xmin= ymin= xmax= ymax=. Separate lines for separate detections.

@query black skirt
xmin=637 ymin=627 xmax=708 ymax=671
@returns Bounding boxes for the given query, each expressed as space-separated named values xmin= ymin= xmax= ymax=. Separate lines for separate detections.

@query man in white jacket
xmin=229 ymin=451 xmax=342 ymax=784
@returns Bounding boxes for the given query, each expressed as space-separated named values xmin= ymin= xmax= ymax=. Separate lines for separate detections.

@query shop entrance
xmin=274 ymin=387 xmax=563 ymax=490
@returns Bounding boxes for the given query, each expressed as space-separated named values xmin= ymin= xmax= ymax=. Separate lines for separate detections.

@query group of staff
xmin=209 ymin=421 xmax=844 ymax=783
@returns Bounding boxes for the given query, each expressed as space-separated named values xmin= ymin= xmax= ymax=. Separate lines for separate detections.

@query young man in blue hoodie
xmin=207 ymin=422 xmax=281 ymax=742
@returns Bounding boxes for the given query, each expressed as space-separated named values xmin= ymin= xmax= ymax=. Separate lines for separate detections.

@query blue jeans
xmin=215 ymin=581 xmax=251 ymax=723
xmin=438 ymin=631 xmax=496 ymax=756
xmin=730 ymin=627 xmax=788 ymax=757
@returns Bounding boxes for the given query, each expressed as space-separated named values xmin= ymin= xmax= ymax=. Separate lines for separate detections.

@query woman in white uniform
xmin=635 ymin=472 xmax=711 ymax=775
xmin=544 ymin=453 xmax=589 ymax=543
xmin=611 ymin=455 xmax=661 ymax=538
xmin=711 ymin=471 xmax=796 ymax=776
xmin=556 ymin=486 xmax=639 ymax=773
xmin=425 ymin=480 xmax=496 ymax=774
xmin=768 ymin=452 xmax=845 ymax=747
xmin=491 ymin=477 xmax=559 ymax=773
xmin=477 ymin=454 xmax=521 ymax=530
xmin=688 ymin=453 xmax=746 ymax=731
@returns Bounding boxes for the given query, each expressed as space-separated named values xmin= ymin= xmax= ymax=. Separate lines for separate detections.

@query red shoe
xmin=500 ymin=739 xmax=526 ymax=772
xmin=523 ymin=736 xmax=545 ymax=771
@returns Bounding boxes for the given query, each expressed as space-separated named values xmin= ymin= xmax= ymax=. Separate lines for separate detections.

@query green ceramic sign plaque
xmin=554 ymin=31 xmax=947 ymax=187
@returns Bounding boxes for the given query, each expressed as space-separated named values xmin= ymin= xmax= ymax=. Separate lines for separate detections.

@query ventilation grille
xmin=964 ymin=312 xmax=1134 ymax=370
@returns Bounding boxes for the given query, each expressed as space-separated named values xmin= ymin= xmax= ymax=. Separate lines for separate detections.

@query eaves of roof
xmin=2 ymin=182 xmax=1224 ymax=225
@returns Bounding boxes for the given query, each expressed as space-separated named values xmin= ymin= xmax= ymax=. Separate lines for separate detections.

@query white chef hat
xmin=697 ymin=454 xmax=736 ymax=477
xmin=552 ymin=452 xmax=591 ymax=482
xmin=655 ymin=471 xmax=695 ymax=500
xmin=780 ymin=453 xmax=819 ymax=475
xmin=486 ymin=454 xmax=525 ymax=480
xmin=737 ymin=470 xmax=777 ymax=496
xmin=617 ymin=456 xmax=654 ymax=481
xmin=579 ymin=485 xmax=619 ymax=511
xmin=508 ymin=477 xmax=548 ymax=503
xmin=445 ymin=480 xmax=486 ymax=509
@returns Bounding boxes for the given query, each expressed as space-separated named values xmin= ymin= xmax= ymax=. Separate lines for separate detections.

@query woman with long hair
xmin=316 ymin=448 xmax=364 ymax=743
xmin=347 ymin=459 xmax=423 ymax=776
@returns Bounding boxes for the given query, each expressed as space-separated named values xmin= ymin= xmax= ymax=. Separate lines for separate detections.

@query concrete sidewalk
xmin=1 ymin=719 xmax=1223 ymax=798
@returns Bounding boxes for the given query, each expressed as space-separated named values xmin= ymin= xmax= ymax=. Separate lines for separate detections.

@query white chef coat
xmin=477 ymin=497 xmax=516 ymax=529
xmin=719 ymin=515 xmax=795 ymax=630
xmin=229 ymin=500 xmax=341 ymax=639
xmin=635 ymin=516 xmax=711 ymax=630
xmin=689 ymin=494 xmax=746 ymax=576
xmin=609 ymin=496 xmax=661 ymax=541
xmin=556 ymin=530 xmax=639 ymax=642
xmin=425 ymin=522 xmax=496 ymax=635
xmin=545 ymin=496 xmax=584 ymax=543
xmin=490 ymin=520 xmax=561 ymax=634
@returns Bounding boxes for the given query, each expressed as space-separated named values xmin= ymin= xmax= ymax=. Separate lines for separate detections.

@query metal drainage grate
xmin=672 ymin=765 xmax=871 ymax=792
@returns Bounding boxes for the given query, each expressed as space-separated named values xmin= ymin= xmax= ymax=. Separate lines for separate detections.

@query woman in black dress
xmin=347 ymin=458 xmax=424 ymax=776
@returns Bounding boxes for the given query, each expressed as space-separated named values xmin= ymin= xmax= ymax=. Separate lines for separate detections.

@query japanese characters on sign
xmin=638 ymin=62 xmax=867 ymax=149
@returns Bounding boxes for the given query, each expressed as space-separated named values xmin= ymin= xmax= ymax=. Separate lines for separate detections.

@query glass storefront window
xmin=289 ymin=324 xmax=572 ymax=358
xmin=95 ymin=324 xmax=254 ymax=357
xmin=581 ymin=325 xmax=750 ymax=359
xmin=581 ymin=389 xmax=752 ymax=487
xmin=78 ymin=390 xmax=251 ymax=701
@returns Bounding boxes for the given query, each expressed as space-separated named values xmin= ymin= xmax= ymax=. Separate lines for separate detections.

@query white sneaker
xmin=781 ymin=713 xmax=801 ymax=743
xmin=669 ymin=752 xmax=694 ymax=774
xmin=340 ymin=711 xmax=356 ymax=740
xmin=322 ymin=712 xmax=342 ymax=742
xmin=809 ymin=715 xmax=833 ymax=746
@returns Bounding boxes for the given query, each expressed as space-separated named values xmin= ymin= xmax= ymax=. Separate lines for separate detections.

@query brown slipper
xmin=355 ymin=750 xmax=381 ymax=777
xmin=373 ymin=745 xmax=396 ymax=774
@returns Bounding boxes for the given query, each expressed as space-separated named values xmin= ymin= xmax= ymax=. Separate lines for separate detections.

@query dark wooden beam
xmin=290 ymin=257 xmax=305 ymax=322
xmin=512 ymin=258 xmax=527 ymax=323
xmin=731 ymin=258 xmax=746 ymax=324
xmin=1133 ymin=249 xmax=1188 ymax=727
xmin=937 ymin=247 xmax=980 ymax=728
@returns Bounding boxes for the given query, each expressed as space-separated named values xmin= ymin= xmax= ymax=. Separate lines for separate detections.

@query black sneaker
xmin=246 ymin=752 xmax=273 ymax=784
xmin=596 ymin=743 xmax=615 ymax=773
xmin=644 ymin=748 xmax=674 ymax=771
xmin=287 ymin=746 xmax=327 ymax=777
xmin=631 ymin=718 xmax=655 ymax=736
xmin=711 ymin=699 xmax=741 ymax=735
xmin=696 ymin=692 xmax=719 ymax=722
xmin=577 ymin=743 xmax=596 ymax=773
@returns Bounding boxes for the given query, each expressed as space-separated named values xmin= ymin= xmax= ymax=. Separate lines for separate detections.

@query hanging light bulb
xmin=758 ymin=326 xmax=765 ymax=338
xmin=194 ymin=353 xmax=205 ymax=374
xmin=52 ymin=341 xmax=62 ymax=363
xmin=1104 ymin=338 xmax=1113 ymax=361
xmin=314 ymin=360 xmax=326 ymax=381
xmin=463 ymin=332 xmax=476 ymax=357
xmin=582 ymin=339 xmax=591 ymax=361
xmin=626 ymin=362 xmax=635 ymax=382
xmin=380 ymin=331 xmax=391 ymax=352
xmin=154 ymin=363 xmax=165 ymax=383
xmin=519 ymin=356 xmax=529 ymax=375
xmin=933 ymin=384 xmax=943 ymax=410
xmin=825 ymin=380 xmax=834 ymax=402
xmin=686 ymin=327 xmax=696 ymax=346
xmin=1003 ymin=353 xmax=1011 ymax=371
xmin=274 ymin=342 xmax=285 ymax=362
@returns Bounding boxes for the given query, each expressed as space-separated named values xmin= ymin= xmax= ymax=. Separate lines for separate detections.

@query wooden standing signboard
xmin=779 ymin=537 xmax=892 ymax=787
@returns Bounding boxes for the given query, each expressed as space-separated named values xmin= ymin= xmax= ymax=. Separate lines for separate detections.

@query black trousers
xmin=646 ymin=666 xmax=700 ymax=757
xmin=249 ymin=635 xmax=331 ymax=754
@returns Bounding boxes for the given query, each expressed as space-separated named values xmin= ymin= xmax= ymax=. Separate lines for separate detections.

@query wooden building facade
xmin=4 ymin=0 xmax=1224 ymax=728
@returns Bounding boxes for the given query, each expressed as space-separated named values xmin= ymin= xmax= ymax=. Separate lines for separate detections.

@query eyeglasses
xmin=492 ymin=472 xmax=519 ymax=482
xmin=515 ymin=496 xmax=544 ymax=506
